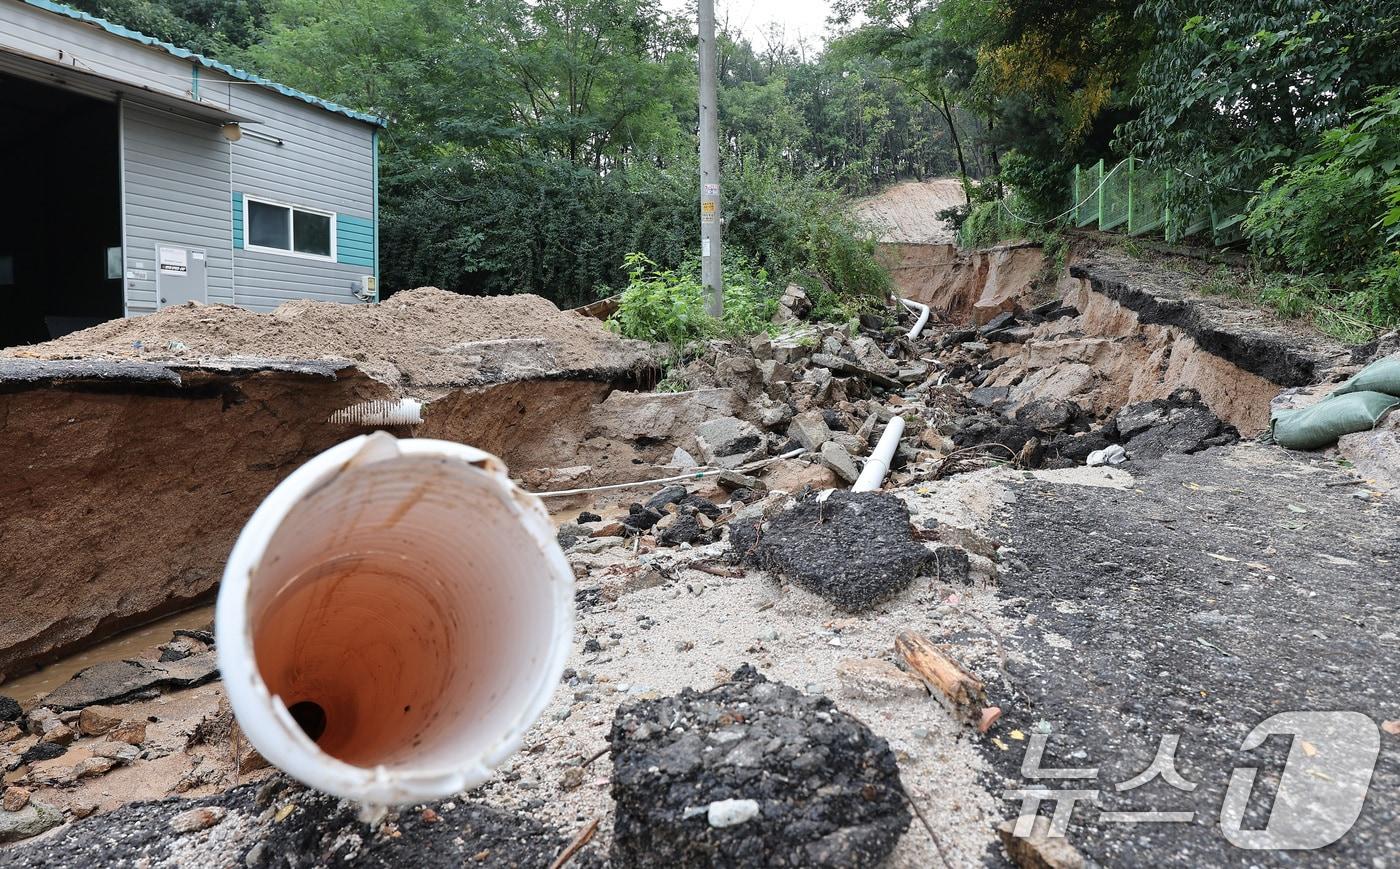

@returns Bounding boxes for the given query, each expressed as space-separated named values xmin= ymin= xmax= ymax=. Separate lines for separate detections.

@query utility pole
xmin=698 ymin=0 xmax=723 ymax=317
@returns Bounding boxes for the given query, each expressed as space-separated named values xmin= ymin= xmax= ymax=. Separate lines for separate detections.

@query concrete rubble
xmin=1 ymin=242 xmax=1397 ymax=868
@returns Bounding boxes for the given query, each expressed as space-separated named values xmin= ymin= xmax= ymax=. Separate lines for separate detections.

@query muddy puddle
xmin=1 ymin=494 xmax=615 ymax=706
xmin=1 ymin=604 xmax=215 ymax=703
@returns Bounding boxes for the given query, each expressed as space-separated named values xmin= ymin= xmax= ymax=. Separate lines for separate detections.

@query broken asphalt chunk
xmin=733 ymin=491 xmax=933 ymax=611
xmin=609 ymin=665 xmax=909 ymax=867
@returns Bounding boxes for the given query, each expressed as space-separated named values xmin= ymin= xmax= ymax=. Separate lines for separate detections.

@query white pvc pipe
xmin=215 ymin=432 xmax=573 ymax=806
xmin=899 ymin=297 xmax=930 ymax=339
xmin=853 ymin=415 xmax=905 ymax=492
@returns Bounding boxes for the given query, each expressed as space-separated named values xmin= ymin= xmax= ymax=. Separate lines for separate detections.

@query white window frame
xmin=242 ymin=195 xmax=337 ymax=262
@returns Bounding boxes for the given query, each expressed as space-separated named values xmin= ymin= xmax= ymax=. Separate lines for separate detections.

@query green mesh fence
xmin=1077 ymin=160 xmax=1101 ymax=227
xmin=1127 ymin=160 xmax=1166 ymax=236
xmin=1068 ymin=159 xmax=1243 ymax=246
xmin=1099 ymin=160 xmax=1130 ymax=231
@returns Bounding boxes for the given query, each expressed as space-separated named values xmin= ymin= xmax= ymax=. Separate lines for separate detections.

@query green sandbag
xmin=1270 ymin=390 xmax=1400 ymax=450
xmin=1332 ymin=354 xmax=1400 ymax=398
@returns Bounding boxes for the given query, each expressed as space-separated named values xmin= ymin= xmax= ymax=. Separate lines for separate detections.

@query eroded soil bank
xmin=0 ymin=289 xmax=663 ymax=677
xmin=2 ymin=246 xmax=1396 ymax=867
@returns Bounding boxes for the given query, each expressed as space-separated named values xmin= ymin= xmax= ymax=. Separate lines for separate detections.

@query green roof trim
xmin=24 ymin=0 xmax=387 ymax=127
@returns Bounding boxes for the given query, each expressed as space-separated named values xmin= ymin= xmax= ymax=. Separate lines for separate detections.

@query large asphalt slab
xmin=980 ymin=444 xmax=1398 ymax=866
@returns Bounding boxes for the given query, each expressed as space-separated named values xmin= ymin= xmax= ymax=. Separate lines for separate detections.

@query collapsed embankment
xmin=880 ymin=241 xmax=1348 ymax=434
xmin=0 ymin=289 xmax=663 ymax=678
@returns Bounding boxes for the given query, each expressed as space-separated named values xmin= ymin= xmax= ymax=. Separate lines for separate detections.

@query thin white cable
xmin=994 ymin=160 xmax=1263 ymax=230
xmin=996 ymin=159 xmax=1124 ymax=227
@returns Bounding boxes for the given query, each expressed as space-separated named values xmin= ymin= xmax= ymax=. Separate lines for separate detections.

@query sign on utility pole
xmin=698 ymin=0 xmax=722 ymax=317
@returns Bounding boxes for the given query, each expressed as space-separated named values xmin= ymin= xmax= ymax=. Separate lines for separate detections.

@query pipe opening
xmin=289 ymin=700 xmax=327 ymax=743
xmin=224 ymin=439 xmax=572 ymax=799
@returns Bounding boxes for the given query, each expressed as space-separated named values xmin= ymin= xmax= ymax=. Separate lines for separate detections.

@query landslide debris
xmin=0 ymin=777 xmax=603 ymax=868
xmin=608 ymin=664 xmax=910 ymax=868
xmin=731 ymin=492 xmax=934 ymax=612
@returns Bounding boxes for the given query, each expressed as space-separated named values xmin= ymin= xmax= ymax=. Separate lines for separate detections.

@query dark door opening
xmin=0 ymin=73 xmax=123 ymax=348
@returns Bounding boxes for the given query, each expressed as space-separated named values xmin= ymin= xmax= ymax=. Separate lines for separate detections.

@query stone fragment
xmin=1014 ymin=398 xmax=1083 ymax=433
xmin=0 ymin=800 xmax=62 ymax=843
xmin=787 ymin=410 xmax=832 ymax=452
xmin=850 ymin=337 xmax=899 ymax=377
xmin=67 ymin=800 xmax=97 ymax=819
xmin=715 ymin=470 xmax=765 ymax=492
xmin=170 ymin=806 xmax=227 ymax=834
xmin=78 ymin=705 xmax=122 ymax=737
xmin=610 ymin=665 xmax=909 ymax=867
xmin=643 ymin=485 xmax=688 ymax=512
xmin=818 ymin=441 xmax=860 ymax=485
xmin=761 ymin=459 xmax=841 ymax=494
xmin=968 ymin=386 xmax=1011 ymax=408
xmin=90 ymin=741 xmax=141 ymax=763
xmin=74 ymin=756 xmax=115 ymax=779
xmin=110 ymin=720 xmax=147 ymax=746
xmin=695 ymin=417 xmax=766 ymax=469
xmin=2 ymin=786 xmax=28 ymax=813
xmin=0 ymin=697 xmax=19 ymax=723
xmin=978 ymin=311 xmax=1017 ymax=334
xmin=997 ymin=815 xmax=1086 ymax=869
xmin=39 ymin=722 xmax=74 ymax=746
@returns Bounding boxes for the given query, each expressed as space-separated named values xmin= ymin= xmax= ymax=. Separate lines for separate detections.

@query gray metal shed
xmin=0 ymin=0 xmax=385 ymax=346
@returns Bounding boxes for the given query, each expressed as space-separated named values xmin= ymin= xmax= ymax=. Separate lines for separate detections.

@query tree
xmin=1116 ymin=2 xmax=1400 ymax=223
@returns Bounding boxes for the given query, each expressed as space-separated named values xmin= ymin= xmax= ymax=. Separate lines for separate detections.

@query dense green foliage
xmin=839 ymin=0 xmax=1400 ymax=338
xmin=67 ymin=0 xmax=268 ymax=55
xmin=1117 ymin=3 xmax=1400 ymax=223
xmin=1242 ymin=88 xmax=1400 ymax=333
xmin=609 ymin=252 xmax=778 ymax=346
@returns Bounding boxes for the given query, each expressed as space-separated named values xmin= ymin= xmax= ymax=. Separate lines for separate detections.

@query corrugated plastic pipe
xmin=215 ymin=432 xmax=573 ymax=807
xmin=853 ymin=415 xmax=905 ymax=493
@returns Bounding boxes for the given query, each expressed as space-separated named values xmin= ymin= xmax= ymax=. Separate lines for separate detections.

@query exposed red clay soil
xmin=0 ymin=366 xmax=394 ymax=680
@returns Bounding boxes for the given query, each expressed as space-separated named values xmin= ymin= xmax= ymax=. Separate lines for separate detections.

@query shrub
xmin=1244 ymin=86 xmax=1400 ymax=337
xmin=608 ymin=252 xmax=779 ymax=347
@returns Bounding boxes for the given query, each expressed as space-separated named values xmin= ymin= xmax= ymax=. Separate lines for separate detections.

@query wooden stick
xmin=688 ymin=561 xmax=745 ymax=578
xmin=549 ymin=817 xmax=601 ymax=869
xmin=896 ymin=630 xmax=988 ymax=728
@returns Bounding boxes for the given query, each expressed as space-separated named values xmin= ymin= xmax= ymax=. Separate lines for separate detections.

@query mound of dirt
xmin=852 ymin=179 xmax=966 ymax=245
xmin=4 ymin=288 xmax=658 ymax=396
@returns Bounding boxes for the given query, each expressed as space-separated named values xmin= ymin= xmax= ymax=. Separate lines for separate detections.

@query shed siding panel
xmin=228 ymin=85 xmax=374 ymax=307
xmin=0 ymin=2 xmax=230 ymax=113
xmin=121 ymin=103 xmax=232 ymax=313
xmin=5 ymin=1 xmax=378 ymax=314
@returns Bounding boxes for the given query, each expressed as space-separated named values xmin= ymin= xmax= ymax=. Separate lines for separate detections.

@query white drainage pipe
xmin=853 ymin=415 xmax=905 ymax=492
xmin=899 ymin=298 xmax=930 ymax=340
xmin=215 ymin=432 xmax=573 ymax=806
xmin=328 ymin=398 xmax=424 ymax=426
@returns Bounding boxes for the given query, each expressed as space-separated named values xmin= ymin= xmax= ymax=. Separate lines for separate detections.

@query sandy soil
xmin=3 ymin=288 xmax=653 ymax=396
xmin=852 ymin=179 xmax=967 ymax=245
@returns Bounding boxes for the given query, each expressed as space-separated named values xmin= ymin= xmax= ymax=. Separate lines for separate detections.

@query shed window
xmin=244 ymin=197 xmax=335 ymax=260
